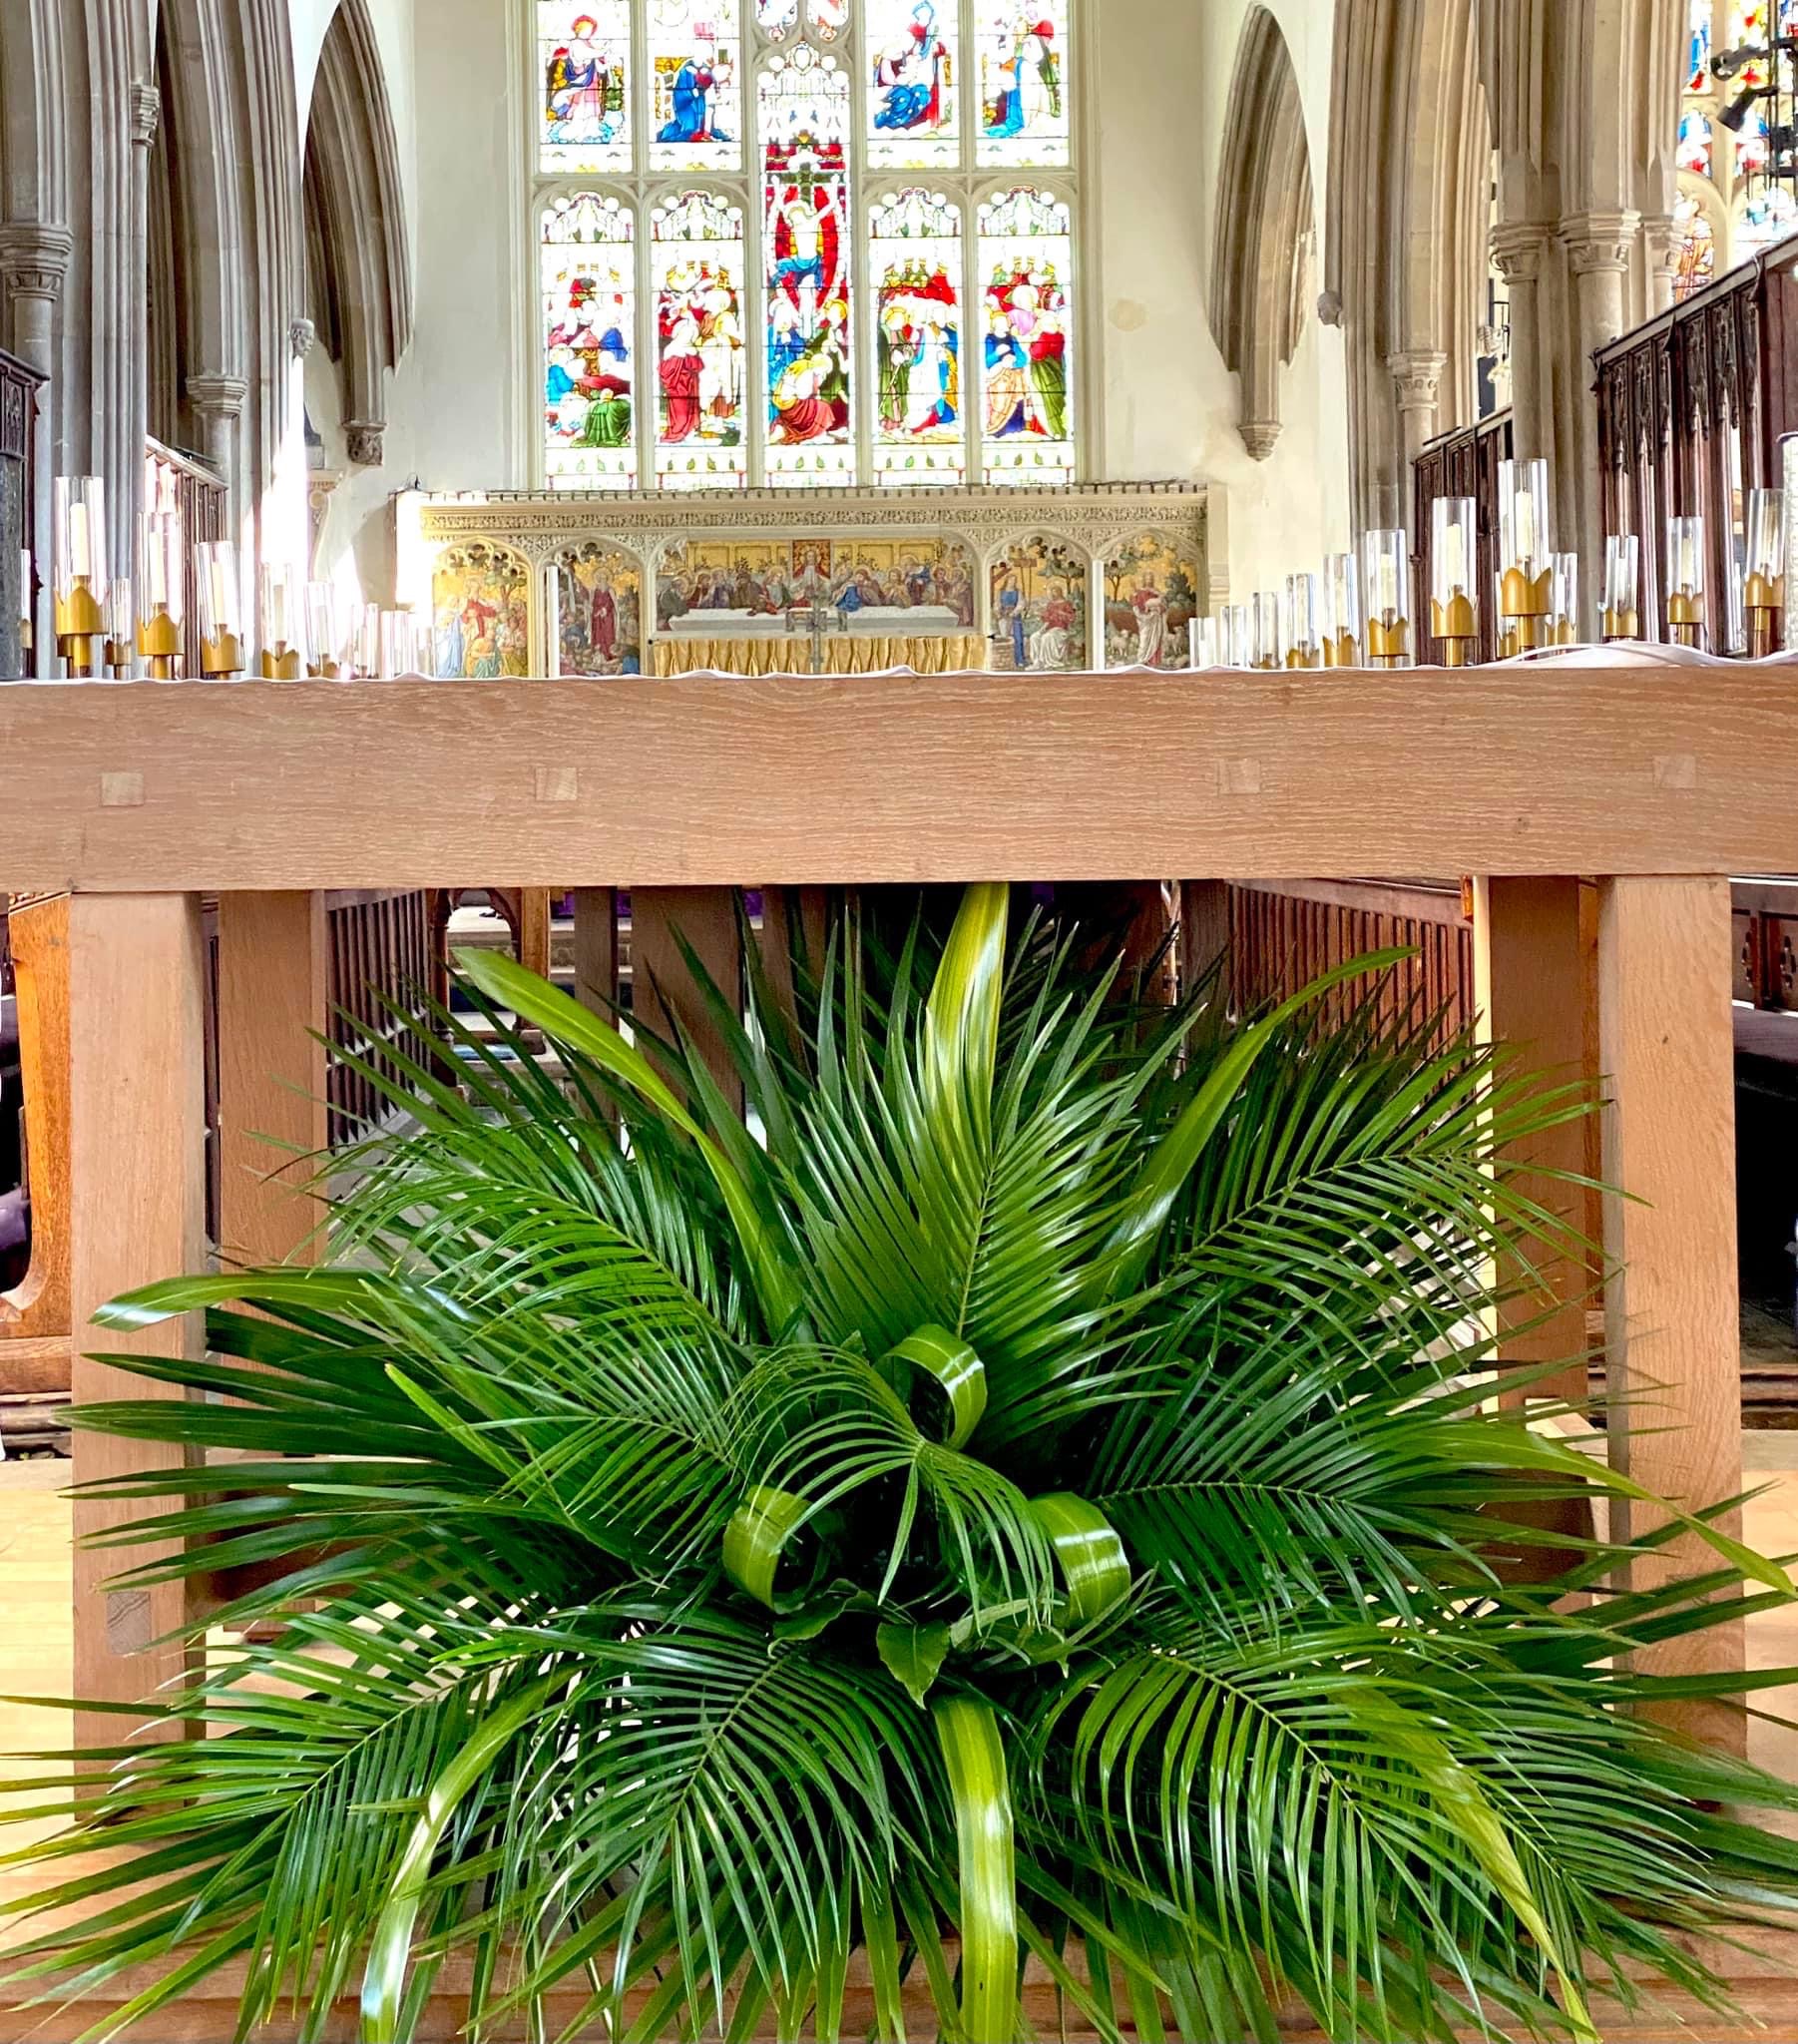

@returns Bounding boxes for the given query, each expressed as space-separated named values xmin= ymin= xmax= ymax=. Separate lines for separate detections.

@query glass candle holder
xmin=1548 ymin=553 xmax=1580 ymax=645
xmin=305 ymin=582 xmax=346 ymax=678
xmin=1283 ymin=573 xmax=1320 ymax=669
xmin=1250 ymin=591 xmax=1281 ymax=670
xmin=1188 ymin=615 xmax=1219 ymax=669
xmin=1321 ymin=551 xmax=1361 ymax=666
xmin=379 ymin=609 xmax=415 ymax=680
xmin=1429 ymin=497 xmax=1479 ymax=667
xmin=1601 ymin=533 xmax=1640 ymax=641
xmin=1497 ymin=456 xmax=1553 ymax=654
xmin=258 ymin=562 xmax=306 ymax=679
xmin=1744 ymin=487 xmax=1785 ymax=657
xmin=18 ymin=548 xmax=31 ymax=669
xmin=136 ymin=510 xmax=185 ymax=679
xmin=53 ymin=475 xmax=108 ymax=676
xmin=1666 ymin=514 xmax=1706 ymax=648
xmin=196 ymin=540 xmax=245 ymax=678
xmin=353 ymin=602 xmax=381 ymax=680
xmin=1226 ymin=601 xmax=1253 ymax=669
xmin=103 ymin=577 xmax=135 ymax=680
xmin=1362 ymin=529 xmax=1411 ymax=667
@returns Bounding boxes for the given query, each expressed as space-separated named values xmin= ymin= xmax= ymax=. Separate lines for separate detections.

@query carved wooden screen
xmin=0 ymin=347 xmax=44 ymax=681
xmin=1411 ymin=407 xmax=1514 ymax=666
xmin=1595 ymin=245 xmax=1798 ymax=651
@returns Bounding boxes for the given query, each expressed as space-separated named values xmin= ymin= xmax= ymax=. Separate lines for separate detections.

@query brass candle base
xmin=1600 ymin=606 xmax=1638 ymax=642
xmin=145 ymin=655 xmax=178 ymax=680
xmin=1436 ymin=637 xmax=1475 ymax=668
xmin=138 ymin=608 xmax=182 ymax=678
xmin=1365 ymin=614 xmax=1409 ymax=665
xmin=56 ymin=579 xmax=105 ymax=679
xmin=308 ymin=660 xmax=346 ymax=680
xmin=1284 ymin=648 xmax=1320 ymax=670
xmin=201 ymin=629 xmax=245 ymax=680
xmin=1667 ymin=590 xmax=1704 ymax=651
xmin=1747 ymin=605 xmax=1784 ymax=660
xmin=104 ymin=636 xmax=133 ymax=679
xmin=260 ymin=643 xmax=303 ymax=681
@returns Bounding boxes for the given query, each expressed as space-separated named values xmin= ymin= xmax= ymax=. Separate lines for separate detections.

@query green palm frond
xmin=6 ymin=881 xmax=1797 ymax=2044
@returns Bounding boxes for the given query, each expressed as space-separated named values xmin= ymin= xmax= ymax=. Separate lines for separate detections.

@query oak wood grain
xmin=1598 ymin=875 xmax=1747 ymax=1749
xmin=629 ymin=886 xmax=743 ymax=1115
xmin=66 ymin=892 xmax=208 ymax=1739
xmin=0 ymin=670 xmax=1795 ymax=888
xmin=0 ymin=894 xmax=71 ymax=1349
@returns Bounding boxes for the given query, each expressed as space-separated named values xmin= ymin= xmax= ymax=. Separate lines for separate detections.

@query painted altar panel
xmin=1102 ymin=532 xmax=1200 ymax=671
xmin=658 ymin=535 xmax=976 ymax=624
xmin=989 ymin=534 xmax=1087 ymax=672
xmin=554 ymin=544 xmax=646 ymax=676
xmin=431 ymin=544 xmax=532 ymax=680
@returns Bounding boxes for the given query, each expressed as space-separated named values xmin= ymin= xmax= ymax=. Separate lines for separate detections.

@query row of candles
xmin=31 ymin=475 xmax=430 ymax=681
xmin=1188 ymin=457 xmax=1786 ymax=670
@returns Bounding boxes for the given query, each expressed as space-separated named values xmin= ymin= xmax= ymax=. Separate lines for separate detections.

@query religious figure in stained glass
xmin=1673 ymin=191 xmax=1717 ymax=299
xmin=756 ymin=0 xmax=799 ymax=38
xmin=1739 ymin=183 xmax=1798 ymax=255
xmin=650 ymin=2 xmax=741 ymax=171
xmin=652 ymin=193 xmax=747 ymax=489
xmin=979 ymin=188 xmax=1074 ymax=484
xmin=979 ymin=4 xmax=1070 ymax=168
xmin=761 ymin=49 xmax=854 ymax=485
xmin=432 ymin=545 xmax=531 ymax=679
xmin=540 ymin=3 xmax=631 ymax=173
xmin=808 ymin=0 xmax=850 ymax=37
xmin=543 ymin=193 xmax=637 ymax=489
xmin=1103 ymin=534 xmax=1198 ymax=671
xmin=989 ymin=535 xmax=1086 ymax=672
xmin=554 ymin=545 xmax=644 ymax=676
xmin=1688 ymin=0 xmax=1711 ymax=92
xmin=870 ymin=189 xmax=965 ymax=485
xmin=868 ymin=1 xmax=958 ymax=168
xmin=1677 ymin=110 xmax=1713 ymax=176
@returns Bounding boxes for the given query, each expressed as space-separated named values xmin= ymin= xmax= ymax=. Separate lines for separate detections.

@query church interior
xmin=9 ymin=2 xmax=1798 ymax=2040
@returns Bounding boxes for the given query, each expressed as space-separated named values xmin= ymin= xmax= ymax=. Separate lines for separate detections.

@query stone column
xmin=0 ymin=226 xmax=73 ymax=671
xmin=1639 ymin=214 xmax=1680 ymax=318
xmin=1386 ymin=349 xmax=1449 ymax=511
xmin=1562 ymin=211 xmax=1640 ymax=593
xmin=186 ymin=374 xmax=250 ymax=485
xmin=1490 ymin=223 xmax=1553 ymax=461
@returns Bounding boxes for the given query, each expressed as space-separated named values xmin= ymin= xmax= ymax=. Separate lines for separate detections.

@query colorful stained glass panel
xmin=1736 ymin=105 xmax=1771 ymax=175
xmin=977 ymin=2 xmax=1071 ymax=168
xmin=649 ymin=2 xmax=742 ymax=171
xmin=761 ymin=48 xmax=855 ymax=487
xmin=870 ymin=189 xmax=966 ymax=486
xmin=978 ymin=188 xmax=1074 ymax=485
xmin=543 ymin=193 xmax=638 ymax=490
xmin=1739 ymin=184 xmax=1798 ymax=256
xmin=866 ymin=0 xmax=959 ymax=168
xmin=1673 ymin=192 xmax=1716 ymax=301
xmin=653 ymin=192 xmax=749 ymax=490
xmin=809 ymin=0 xmax=850 ymax=37
xmin=1730 ymin=1 xmax=1770 ymax=87
xmin=539 ymin=2 xmax=631 ymax=173
xmin=1678 ymin=110 xmax=1713 ymax=176
xmin=1688 ymin=0 xmax=1712 ymax=91
xmin=757 ymin=0 xmax=799 ymax=36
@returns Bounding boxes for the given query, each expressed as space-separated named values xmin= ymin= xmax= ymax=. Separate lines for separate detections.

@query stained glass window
xmin=649 ymin=2 xmax=742 ymax=172
xmin=539 ymin=3 xmax=631 ymax=173
xmin=653 ymin=192 xmax=749 ymax=490
xmin=761 ymin=47 xmax=855 ymax=486
xmin=527 ymin=0 xmax=1085 ymax=491
xmin=1738 ymin=183 xmax=1798 ymax=255
xmin=1673 ymin=192 xmax=1717 ymax=299
xmin=1688 ymin=0 xmax=1712 ymax=90
xmin=1678 ymin=110 xmax=1713 ymax=176
xmin=543 ymin=193 xmax=638 ymax=489
xmin=870 ymin=189 xmax=966 ymax=486
xmin=867 ymin=0 xmax=959 ymax=169
xmin=1730 ymin=1 xmax=1771 ymax=87
xmin=1735 ymin=104 xmax=1771 ymax=175
xmin=977 ymin=2 xmax=1071 ymax=168
xmin=978 ymin=188 xmax=1073 ymax=485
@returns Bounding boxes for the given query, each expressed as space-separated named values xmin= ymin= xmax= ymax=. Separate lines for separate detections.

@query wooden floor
xmin=2 ymin=1450 xmax=1797 ymax=2041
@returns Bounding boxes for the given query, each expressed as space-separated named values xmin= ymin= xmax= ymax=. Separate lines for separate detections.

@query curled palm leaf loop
xmin=6 ymin=881 xmax=1797 ymax=2044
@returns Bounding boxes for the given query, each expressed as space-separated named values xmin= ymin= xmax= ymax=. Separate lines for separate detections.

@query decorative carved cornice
xmin=344 ymin=419 xmax=386 ymax=466
xmin=131 ymin=83 xmax=162 ymax=147
xmin=1386 ymin=348 xmax=1449 ymax=411
xmin=187 ymin=373 xmax=250 ymax=420
xmin=0 ymin=223 xmax=74 ymax=302
xmin=1561 ymin=209 xmax=1639 ymax=276
xmin=1238 ymin=420 xmax=1281 ymax=462
xmin=1489 ymin=223 xmax=1552 ymax=283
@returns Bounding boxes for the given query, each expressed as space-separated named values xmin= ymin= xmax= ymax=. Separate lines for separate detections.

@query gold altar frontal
xmin=653 ymin=630 xmax=990 ymax=676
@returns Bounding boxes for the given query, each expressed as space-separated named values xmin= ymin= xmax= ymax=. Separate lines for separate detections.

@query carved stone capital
xmin=1639 ymin=212 xmax=1680 ymax=280
xmin=290 ymin=316 xmax=317 ymax=359
xmin=0 ymin=223 xmax=74 ymax=302
xmin=1238 ymin=418 xmax=1281 ymax=462
xmin=1490 ymin=222 xmax=1552 ymax=284
xmin=187 ymin=372 xmax=250 ymax=420
xmin=131 ymin=82 xmax=162 ymax=147
xmin=1386 ymin=347 xmax=1449 ymax=411
xmin=1561 ymin=209 xmax=1639 ymax=275
xmin=344 ymin=419 xmax=386 ymax=466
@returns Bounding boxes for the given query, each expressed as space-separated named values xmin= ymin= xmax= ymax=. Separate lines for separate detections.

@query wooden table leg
xmin=631 ymin=886 xmax=743 ymax=1115
xmin=1597 ymin=874 xmax=1744 ymax=1749
xmin=1473 ymin=876 xmax=1594 ymax=1406
xmin=572 ymin=886 xmax=619 ymax=1020
xmin=217 ymin=892 xmax=329 ymax=1270
xmin=68 ymin=892 xmax=209 ymax=1741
